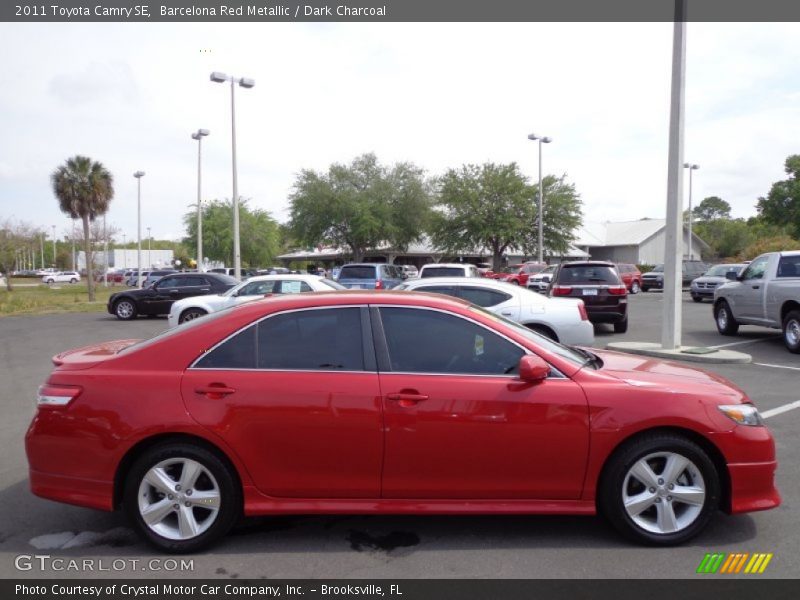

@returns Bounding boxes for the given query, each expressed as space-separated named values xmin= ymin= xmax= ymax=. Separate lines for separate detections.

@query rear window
xmin=421 ymin=267 xmax=465 ymax=278
xmin=339 ymin=266 xmax=377 ymax=279
xmin=557 ymin=265 xmax=620 ymax=285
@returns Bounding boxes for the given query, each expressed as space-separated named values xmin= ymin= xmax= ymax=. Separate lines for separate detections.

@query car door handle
xmin=752 ymin=285 xmax=760 ymax=290
xmin=501 ymin=311 xmax=513 ymax=316
xmin=387 ymin=392 xmax=429 ymax=408
xmin=195 ymin=384 xmax=236 ymax=399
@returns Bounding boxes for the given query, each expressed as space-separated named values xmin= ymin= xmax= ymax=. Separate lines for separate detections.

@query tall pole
xmin=683 ymin=163 xmax=699 ymax=260
xmin=192 ymin=129 xmax=209 ymax=272
xmin=71 ymin=221 xmax=76 ymax=271
xmin=661 ymin=0 xmax=687 ymax=351
xmin=122 ymin=234 xmax=127 ymax=269
xmin=147 ymin=227 xmax=151 ymax=269
xmin=230 ymin=79 xmax=241 ymax=281
xmin=527 ymin=133 xmax=552 ymax=263
xmin=51 ymin=225 xmax=56 ymax=267
xmin=134 ymin=171 xmax=145 ymax=287
xmin=103 ymin=214 xmax=108 ymax=287
xmin=40 ymin=233 xmax=45 ymax=270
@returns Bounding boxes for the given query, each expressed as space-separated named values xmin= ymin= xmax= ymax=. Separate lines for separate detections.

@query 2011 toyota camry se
xmin=26 ymin=291 xmax=780 ymax=553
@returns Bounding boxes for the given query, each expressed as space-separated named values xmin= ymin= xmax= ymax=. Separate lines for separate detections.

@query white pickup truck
xmin=713 ymin=250 xmax=800 ymax=353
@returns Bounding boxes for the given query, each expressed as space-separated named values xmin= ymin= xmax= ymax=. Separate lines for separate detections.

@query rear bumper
xmin=29 ymin=469 xmax=113 ymax=512
xmin=586 ymin=304 xmax=627 ymax=324
xmin=556 ymin=320 xmax=595 ymax=346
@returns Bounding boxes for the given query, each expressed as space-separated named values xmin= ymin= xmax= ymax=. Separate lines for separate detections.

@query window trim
xmin=189 ymin=305 xmax=375 ymax=373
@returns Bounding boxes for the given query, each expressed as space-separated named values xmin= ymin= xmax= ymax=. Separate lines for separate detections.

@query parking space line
xmin=762 ymin=400 xmax=800 ymax=419
xmin=753 ymin=362 xmax=800 ymax=372
xmin=708 ymin=337 xmax=780 ymax=349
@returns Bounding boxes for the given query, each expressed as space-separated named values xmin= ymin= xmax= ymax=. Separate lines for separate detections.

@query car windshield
xmin=558 ymin=265 xmax=620 ymax=284
xmin=320 ymin=279 xmax=347 ymax=290
xmin=339 ymin=266 xmax=377 ymax=279
xmin=466 ymin=305 xmax=586 ymax=367
xmin=422 ymin=267 xmax=465 ymax=277
xmin=651 ymin=265 xmax=664 ymax=273
xmin=705 ymin=264 xmax=742 ymax=277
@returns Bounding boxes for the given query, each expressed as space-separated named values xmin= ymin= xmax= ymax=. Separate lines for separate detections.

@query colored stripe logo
xmin=696 ymin=552 xmax=773 ymax=574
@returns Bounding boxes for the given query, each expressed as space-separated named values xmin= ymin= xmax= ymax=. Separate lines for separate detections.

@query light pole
xmin=134 ymin=171 xmax=145 ymax=287
xmin=40 ymin=232 xmax=45 ymax=270
xmin=51 ymin=225 xmax=56 ymax=267
xmin=103 ymin=214 xmax=108 ymax=287
xmin=122 ymin=234 xmax=127 ymax=269
xmin=527 ymin=133 xmax=552 ymax=263
xmin=210 ymin=71 xmax=255 ymax=281
xmin=147 ymin=227 xmax=152 ymax=269
xmin=71 ymin=220 xmax=76 ymax=271
xmin=683 ymin=163 xmax=699 ymax=260
xmin=192 ymin=128 xmax=210 ymax=272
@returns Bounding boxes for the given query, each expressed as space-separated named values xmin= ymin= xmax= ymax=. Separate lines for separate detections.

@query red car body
xmin=616 ymin=263 xmax=643 ymax=293
xmin=26 ymin=292 xmax=779 ymax=550
xmin=497 ymin=262 xmax=547 ymax=286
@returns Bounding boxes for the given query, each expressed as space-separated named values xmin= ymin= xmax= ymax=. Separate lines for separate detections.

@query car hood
xmin=590 ymin=348 xmax=745 ymax=399
xmin=642 ymin=272 xmax=664 ymax=278
xmin=693 ymin=276 xmax=726 ymax=284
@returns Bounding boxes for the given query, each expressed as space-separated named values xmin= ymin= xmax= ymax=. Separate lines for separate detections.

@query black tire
xmin=613 ymin=317 xmax=628 ymax=333
xmin=630 ymin=281 xmax=641 ymax=295
xmin=641 ymin=286 xmax=650 ymax=292
xmin=692 ymin=295 xmax=703 ymax=303
xmin=782 ymin=310 xmax=800 ymax=354
xmin=123 ymin=442 xmax=240 ymax=553
xmin=526 ymin=324 xmax=559 ymax=342
xmin=69 ymin=278 xmax=77 ymax=284
xmin=179 ymin=308 xmax=208 ymax=324
xmin=510 ymin=280 xmax=520 ymax=286
xmin=714 ymin=300 xmax=739 ymax=335
xmin=114 ymin=298 xmax=138 ymax=321
xmin=46 ymin=279 xmax=54 ymax=284
xmin=599 ymin=433 xmax=720 ymax=546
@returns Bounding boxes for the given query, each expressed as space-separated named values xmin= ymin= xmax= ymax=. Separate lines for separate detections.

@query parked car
xmin=641 ymin=261 xmax=709 ymax=292
xmin=141 ymin=269 xmax=180 ymax=288
xmin=419 ymin=263 xmax=482 ymax=278
xmin=107 ymin=272 xmax=238 ymax=320
xmin=168 ymin=274 xmax=345 ymax=327
xmin=526 ymin=265 xmax=558 ymax=292
xmin=616 ymin=263 xmax=643 ymax=294
xmin=28 ymin=290 xmax=779 ymax=552
xmin=496 ymin=261 xmax=547 ymax=286
xmin=400 ymin=265 xmax=419 ymax=279
xmin=713 ymin=251 xmax=800 ymax=353
xmin=690 ymin=264 xmax=747 ymax=303
xmin=42 ymin=271 xmax=80 ymax=284
xmin=549 ymin=261 xmax=628 ymax=333
xmin=125 ymin=271 xmax=151 ymax=287
xmin=209 ymin=267 xmax=257 ymax=279
xmin=396 ymin=277 xmax=593 ymax=345
xmin=336 ymin=263 xmax=405 ymax=289
xmin=256 ymin=267 xmax=291 ymax=276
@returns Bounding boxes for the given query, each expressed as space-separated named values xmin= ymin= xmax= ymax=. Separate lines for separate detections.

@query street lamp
xmin=134 ymin=171 xmax=145 ymax=287
xmin=51 ymin=225 xmax=56 ymax=267
xmin=191 ymin=128 xmax=210 ymax=271
xmin=147 ymin=226 xmax=151 ymax=269
xmin=683 ymin=163 xmax=699 ymax=260
xmin=527 ymin=132 xmax=553 ymax=263
xmin=210 ymin=71 xmax=255 ymax=281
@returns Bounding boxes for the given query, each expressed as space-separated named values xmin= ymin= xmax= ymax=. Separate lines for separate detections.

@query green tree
xmin=183 ymin=199 xmax=280 ymax=268
xmin=743 ymin=235 xmax=800 ymax=259
xmin=289 ymin=153 xmax=431 ymax=261
xmin=693 ymin=218 xmax=752 ymax=260
xmin=429 ymin=163 xmax=582 ymax=269
xmin=693 ymin=196 xmax=731 ymax=221
xmin=51 ymin=156 xmax=114 ymax=301
xmin=0 ymin=220 xmax=39 ymax=291
xmin=757 ymin=155 xmax=800 ymax=238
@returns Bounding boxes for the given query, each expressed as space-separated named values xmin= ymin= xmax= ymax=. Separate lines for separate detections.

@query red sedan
xmin=26 ymin=292 xmax=779 ymax=552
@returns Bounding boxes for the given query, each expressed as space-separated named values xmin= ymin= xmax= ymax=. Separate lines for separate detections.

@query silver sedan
xmin=396 ymin=277 xmax=594 ymax=346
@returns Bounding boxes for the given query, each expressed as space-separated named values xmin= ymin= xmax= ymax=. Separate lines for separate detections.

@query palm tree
xmin=51 ymin=156 xmax=114 ymax=301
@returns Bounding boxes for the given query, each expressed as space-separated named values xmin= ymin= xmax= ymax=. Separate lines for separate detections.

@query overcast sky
xmin=1 ymin=22 xmax=799 ymax=243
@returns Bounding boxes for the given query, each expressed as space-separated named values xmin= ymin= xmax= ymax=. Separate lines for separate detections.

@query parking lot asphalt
xmin=0 ymin=292 xmax=797 ymax=579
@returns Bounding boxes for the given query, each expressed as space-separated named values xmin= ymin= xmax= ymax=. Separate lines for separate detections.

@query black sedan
xmin=107 ymin=273 xmax=238 ymax=320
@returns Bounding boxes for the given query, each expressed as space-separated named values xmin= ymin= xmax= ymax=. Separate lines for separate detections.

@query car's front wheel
xmin=123 ymin=443 xmax=240 ymax=553
xmin=782 ymin=310 xmax=800 ymax=354
xmin=692 ymin=295 xmax=703 ymax=303
xmin=69 ymin=278 xmax=77 ymax=284
xmin=179 ymin=308 xmax=208 ymax=324
xmin=715 ymin=300 xmax=739 ymax=335
xmin=600 ymin=433 xmax=719 ymax=545
xmin=630 ymin=281 xmax=641 ymax=294
xmin=614 ymin=317 xmax=628 ymax=333
xmin=114 ymin=298 xmax=138 ymax=321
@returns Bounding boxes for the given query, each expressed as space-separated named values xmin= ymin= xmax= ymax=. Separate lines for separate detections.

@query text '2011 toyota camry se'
xmin=26 ymin=291 xmax=780 ymax=552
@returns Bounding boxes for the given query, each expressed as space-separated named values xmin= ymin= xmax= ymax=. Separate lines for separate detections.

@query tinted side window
xmin=412 ymin=285 xmax=458 ymax=298
xmin=239 ymin=280 xmax=276 ymax=296
xmin=379 ymin=307 xmax=524 ymax=375
xmin=194 ymin=325 xmax=256 ymax=369
xmin=257 ymin=308 xmax=364 ymax=370
xmin=777 ymin=256 xmax=800 ymax=278
xmin=339 ymin=266 xmax=377 ymax=280
xmin=181 ymin=276 xmax=207 ymax=287
xmin=457 ymin=287 xmax=512 ymax=307
xmin=156 ymin=276 xmax=180 ymax=288
xmin=742 ymin=256 xmax=769 ymax=280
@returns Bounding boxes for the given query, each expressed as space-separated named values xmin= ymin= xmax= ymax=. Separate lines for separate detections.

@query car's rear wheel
xmin=614 ymin=317 xmax=628 ymax=333
xmin=692 ymin=295 xmax=703 ymax=303
xmin=123 ymin=443 xmax=240 ymax=553
xmin=630 ymin=281 xmax=641 ymax=294
xmin=46 ymin=279 xmax=54 ymax=284
xmin=69 ymin=278 xmax=77 ymax=284
xmin=641 ymin=285 xmax=649 ymax=292
xmin=180 ymin=308 xmax=208 ymax=324
xmin=510 ymin=280 xmax=520 ymax=285
xmin=114 ymin=298 xmax=138 ymax=321
xmin=714 ymin=300 xmax=739 ymax=335
xmin=600 ymin=433 xmax=719 ymax=545
xmin=782 ymin=310 xmax=800 ymax=354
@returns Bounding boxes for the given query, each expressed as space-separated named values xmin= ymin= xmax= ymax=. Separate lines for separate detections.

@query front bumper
xmin=642 ymin=278 xmax=663 ymax=289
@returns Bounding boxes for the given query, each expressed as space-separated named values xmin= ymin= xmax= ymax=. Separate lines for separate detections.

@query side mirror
xmin=518 ymin=355 xmax=550 ymax=383
xmin=725 ymin=271 xmax=737 ymax=281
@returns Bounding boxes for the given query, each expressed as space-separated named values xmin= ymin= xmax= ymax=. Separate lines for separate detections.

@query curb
xmin=605 ymin=341 xmax=751 ymax=364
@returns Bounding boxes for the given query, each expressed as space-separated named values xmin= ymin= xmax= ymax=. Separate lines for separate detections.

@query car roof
xmin=240 ymin=274 xmax=324 ymax=282
xmin=402 ymin=276 xmax=520 ymax=291
xmin=421 ymin=263 xmax=473 ymax=269
xmin=561 ymin=261 xmax=616 ymax=267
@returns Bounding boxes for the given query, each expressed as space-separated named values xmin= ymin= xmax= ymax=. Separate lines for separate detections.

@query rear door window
xmin=456 ymin=287 xmax=513 ymax=308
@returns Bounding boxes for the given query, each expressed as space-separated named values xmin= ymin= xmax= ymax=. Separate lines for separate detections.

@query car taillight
xmin=37 ymin=384 xmax=81 ymax=408
xmin=578 ymin=301 xmax=589 ymax=321
xmin=552 ymin=285 xmax=572 ymax=296
xmin=607 ymin=285 xmax=628 ymax=296
xmin=375 ymin=280 xmax=383 ymax=289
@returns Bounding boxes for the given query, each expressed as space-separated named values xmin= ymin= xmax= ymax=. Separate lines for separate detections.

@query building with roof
xmin=574 ymin=219 xmax=708 ymax=265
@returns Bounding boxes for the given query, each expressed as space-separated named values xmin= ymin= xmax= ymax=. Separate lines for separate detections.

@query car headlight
xmin=718 ymin=404 xmax=764 ymax=426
